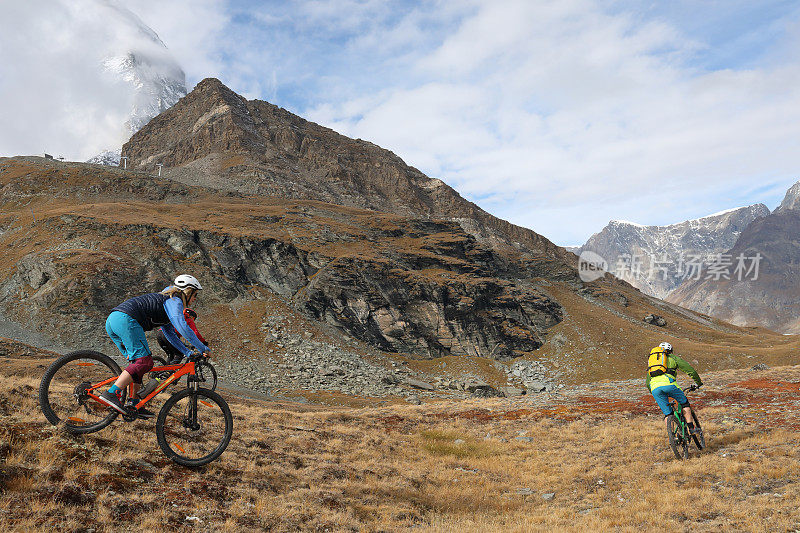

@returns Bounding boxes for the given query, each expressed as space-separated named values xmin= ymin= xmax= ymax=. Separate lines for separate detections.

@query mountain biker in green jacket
xmin=646 ymin=342 xmax=703 ymax=434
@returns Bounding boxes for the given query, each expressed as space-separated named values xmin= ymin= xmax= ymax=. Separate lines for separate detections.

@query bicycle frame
xmin=669 ymin=399 xmax=687 ymax=436
xmin=669 ymin=385 xmax=699 ymax=444
xmin=83 ymin=361 xmax=197 ymax=410
xmin=134 ymin=362 xmax=197 ymax=409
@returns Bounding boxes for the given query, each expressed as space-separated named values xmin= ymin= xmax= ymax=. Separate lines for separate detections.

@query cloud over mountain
xmin=0 ymin=0 xmax=187 ymax=161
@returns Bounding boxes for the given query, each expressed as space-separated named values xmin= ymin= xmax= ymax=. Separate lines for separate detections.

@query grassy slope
xmin=3 ymin=345 xmax=800 ymax=532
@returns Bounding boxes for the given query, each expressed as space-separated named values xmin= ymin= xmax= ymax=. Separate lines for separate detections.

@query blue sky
xmin=5 ymin=0 xmax=800 ymax=246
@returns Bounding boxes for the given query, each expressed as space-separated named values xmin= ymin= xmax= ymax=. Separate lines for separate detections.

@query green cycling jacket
xmin=645 ymin=353 xmax=703 ymax=392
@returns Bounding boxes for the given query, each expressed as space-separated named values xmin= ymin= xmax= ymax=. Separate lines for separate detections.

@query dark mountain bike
xmin=39 ymin=350 xmax=232 ymax=467
xmin=150 ymin=355 xmax=217 ymax=391
xmin=667 ymin=384 xmax=705 ymax=459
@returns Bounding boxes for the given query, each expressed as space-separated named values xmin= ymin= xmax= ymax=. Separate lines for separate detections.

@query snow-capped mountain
xmin=1 ymin=0 xmax=189 ymax=163
xmin=104 ymin=52 xmax=187 ymax=135
xmin=83 ymin=2 xmax=187 ymax=165
xmin=86 ymin=150 xmax=122 ymax=167
xmin=576 ymin=204 xmax=770 ymax=298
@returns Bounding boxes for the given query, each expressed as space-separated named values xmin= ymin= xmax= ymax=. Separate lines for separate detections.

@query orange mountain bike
xmin=39 ymin=350 xmax=232 ymax=467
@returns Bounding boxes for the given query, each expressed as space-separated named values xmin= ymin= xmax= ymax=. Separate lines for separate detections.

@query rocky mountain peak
xmin=122 ymin=79 xmax=571 ymax=266
xmin=775 ymin=180 xmax=800 ymax=212
xmin=187 ymin=77 xmax=247 ymax=108
xmin=666 ymin=179 xmax=800 ymax=333
xmin=578 ymin=203 xmax=770 ymax=299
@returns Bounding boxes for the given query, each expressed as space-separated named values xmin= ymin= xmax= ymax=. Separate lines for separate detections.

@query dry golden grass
xmin=3 ymin=353 xmax=800 ymax=532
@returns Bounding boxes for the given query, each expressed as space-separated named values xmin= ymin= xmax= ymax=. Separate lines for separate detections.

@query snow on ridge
xmin=86 ymin=150 xmax=121 ymax=166
xmin=610 ymin=219 xmax=646 ymax=228
xmin=688 ymin=206 xmax=751 ymax=222
xmin=611 ymin=204 xmax=761 ymax=230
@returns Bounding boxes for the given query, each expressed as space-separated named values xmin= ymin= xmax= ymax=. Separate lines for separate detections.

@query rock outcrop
xmin=774 ymin=180 xmax=800 ymax=213
xmin=0 ymin=158 xmax=562 ymax=361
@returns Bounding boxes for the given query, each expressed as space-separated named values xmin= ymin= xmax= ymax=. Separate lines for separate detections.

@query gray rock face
xmin=667 ymin=207 xmax=800 ymax=333
xmin=577 ymin=204 xmax=770 ymax=299
xmin=774 ymin=180 xmax=800 ymax=213
xmin=0 ymin=176 xmax=563 ymax=362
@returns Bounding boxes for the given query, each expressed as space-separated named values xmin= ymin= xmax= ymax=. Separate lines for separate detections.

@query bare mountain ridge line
xmin=577 ymin=203 xmax=771 ymax=299
xmin=578 ymin=174 xmax=800 ymax=333
xmin=121 ymin=77 xmax=569 ymax=268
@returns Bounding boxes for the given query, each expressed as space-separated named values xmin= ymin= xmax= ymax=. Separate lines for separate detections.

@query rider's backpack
xmin=648 ymin=347 xmax=668 ymax=377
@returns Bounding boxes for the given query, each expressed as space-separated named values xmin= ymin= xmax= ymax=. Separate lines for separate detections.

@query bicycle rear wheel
xmin=156 ymin=387 xmax=232 ymax=467
xmin=667 ymin=414 xmax=689 ymax=459
xmin=39 ymin=350 xmax=125 ymax=434
xmin=691 ymin=411 xmax=705 ymax=450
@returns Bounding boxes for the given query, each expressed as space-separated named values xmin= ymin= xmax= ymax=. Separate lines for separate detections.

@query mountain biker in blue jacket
xmin=98 ymin=274 xmax=209 ymax=418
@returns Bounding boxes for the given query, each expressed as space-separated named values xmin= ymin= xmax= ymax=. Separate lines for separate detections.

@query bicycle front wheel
xmin=156 ymin=387 xmax=232 ymax=467
xmin=194 ymin=360 xmax=217 ymax=391
xmin=691 ymin=411 xmax=705 ymax=450
xmin=667 ymin=414 xmax=689 ymax=459
xmin=39 ymin=350 xmax=124 ymax=434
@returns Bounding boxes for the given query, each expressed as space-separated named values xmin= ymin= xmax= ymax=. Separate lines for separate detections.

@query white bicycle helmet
xmin=174 ymin=274 xmax=203 ymax=291
xmin=658 ymin=342 xmax=673 ymax=353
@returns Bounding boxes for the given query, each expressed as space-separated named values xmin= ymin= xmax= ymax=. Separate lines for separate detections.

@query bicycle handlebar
xmin=188 ymin=349 xmax=212 ymax=362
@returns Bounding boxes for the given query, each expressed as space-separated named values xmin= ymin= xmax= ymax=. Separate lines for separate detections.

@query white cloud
xmin=0 ymin=0 xmax=223 ymax=161
xmin=126 ymin=0 xmax=228 ymax=85
xmin=299 ymin=0 xmax=800 ymax=243
xmin=4 ymin=0 xmax=800 ymax=244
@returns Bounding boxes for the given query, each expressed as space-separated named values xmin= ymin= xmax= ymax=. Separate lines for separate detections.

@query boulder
xmin=406 ymin=395 xmax=422 ymax=405
xmin=499 ymin=385 xmax=526 ymax=397
xmin=644 ymin=314 xmax=667 ymax=327
xmin=525 ymin=381 xmax=548 ymax=393
xmin=404 ymin=378 xmax=435 ymax=391
xmin=466 ymin=382 xmax=503 ymax=398
xmin=381 ymin=373 xmax=402 ymax=385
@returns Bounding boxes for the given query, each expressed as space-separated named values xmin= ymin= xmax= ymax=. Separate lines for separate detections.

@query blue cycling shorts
xmin=651 ymin=384 xmax=689 ymax=416
xmin=105 ymin=311 xmax=152 ymax=361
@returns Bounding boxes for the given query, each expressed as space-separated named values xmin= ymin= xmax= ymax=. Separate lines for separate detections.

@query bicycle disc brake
xmin=181 ymin=417 xmax=202 ymax=432
xmin=73 ymin=381 xmax=92 ymax=403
